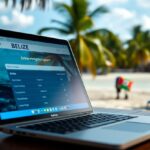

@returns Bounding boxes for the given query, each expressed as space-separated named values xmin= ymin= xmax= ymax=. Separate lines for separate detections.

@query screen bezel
xmin=0 ymin=29 xmax=93 ymax=125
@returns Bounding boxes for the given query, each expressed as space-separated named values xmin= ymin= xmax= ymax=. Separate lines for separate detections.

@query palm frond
xmin=72 ymin=0 xmax=88 ymax=20
xmin=132 ymin=25 xmax=142 ymax=38
xmin=12 ymin=0 xmax=17 ymax=8
xmin=4 ymin=0 xmax=9 ymax=6
xmin=38 ymin=27 xmax=71 ymax=35
xmin=86 ymin=28 xmax=110 ymax=37
xmin=83 ymin=37 xmax=106 ymax=66
xmin=51 ymin=19 xmax=74 ymax=33
xmin=4 ymin=0 xmax=49 ymax=11
xmin=79 ymin=36 xmax=96 ymax=75
xmin=78 ymin=16 xmax=93 ymax=31
xmin=103 ymin=47 xmax=116 ymax=66
xmin=54 ymin=3 xmax=74 ymax=19
xmin=89 ymin=5 xmax=108 ymax=18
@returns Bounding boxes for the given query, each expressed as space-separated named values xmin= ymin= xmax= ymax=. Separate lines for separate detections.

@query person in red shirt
xmin=115 ymin=76 xmax=133 ymax=100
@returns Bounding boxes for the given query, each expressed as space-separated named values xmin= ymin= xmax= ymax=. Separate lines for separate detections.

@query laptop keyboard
xmin=22 ymin=113 xmax=136 ymax=134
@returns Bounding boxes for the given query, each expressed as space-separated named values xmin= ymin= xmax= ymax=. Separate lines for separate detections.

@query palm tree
xmin=127 ymin=25 xmax=150 ymax=68
xmin=3 ymin=0 xmax=49 ymax=11
xmin=38 ymin=0 xmax=115 ymax=75
xmin=99 ymin=30 xmax=127 ymax=68
xmin=86 ymin=29 xmax=126 ymax=68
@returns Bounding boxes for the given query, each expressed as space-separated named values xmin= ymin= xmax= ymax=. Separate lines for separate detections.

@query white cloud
xmin=112 ymin=8 xmax=135 ymax=19
xmin=0 ymin=10 xmax=34 ymax=28
xmin=137 ymin=0 xmax=150 ymax=8
xmin=95 ymin=7 xmax=137 ymax=41
xmin=95 ymin=0 xmax=128 ymax=5
xmin=0 ymin=2 xmax=6 ymax=12
xmin=0 ymin=16 xmax=10 ymax=25
xmin=141 ymin=15 xmax=150 ymax=30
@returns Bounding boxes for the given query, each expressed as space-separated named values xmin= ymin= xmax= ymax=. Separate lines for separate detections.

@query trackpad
xmin=104 ymin=122 xmax=150 ymax=133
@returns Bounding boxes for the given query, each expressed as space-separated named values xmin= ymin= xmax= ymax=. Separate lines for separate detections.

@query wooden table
xmin=0 ymin=132 xmax=150 ymax=150
xmin=1 ymin=108 xmax=150 ymax=150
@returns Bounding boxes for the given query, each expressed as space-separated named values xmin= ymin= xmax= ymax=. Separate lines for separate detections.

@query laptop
xmin=0 ymin=29 xmax=150 ymax=149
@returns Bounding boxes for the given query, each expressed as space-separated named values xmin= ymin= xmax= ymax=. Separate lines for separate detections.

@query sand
xmin=87 ymin=90 xmax=150 ymax=110
xmin=82 ymin=73 xmax=150 ymax=110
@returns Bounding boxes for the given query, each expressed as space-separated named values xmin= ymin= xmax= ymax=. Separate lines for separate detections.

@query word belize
xmin=11 ymin=43 xmax=29 ymax=50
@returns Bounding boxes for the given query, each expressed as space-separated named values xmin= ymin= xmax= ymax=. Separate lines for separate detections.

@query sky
xmin=0 ymin=0 xmax=150 ymax=41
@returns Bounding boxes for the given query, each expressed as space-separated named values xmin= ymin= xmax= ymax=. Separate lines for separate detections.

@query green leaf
xmin=54 ymin=3 xmax=74 ymax=20
xmin=83 ymin=37 xmax=106 ymax=67
xmin=79 ymin=36 xmax=96 ymax=75
xmin=72 ymin=0 xmax=88 ymax=20
xmin=103 ymin=47 xmax=116 ymax=67
xmin=89 ymin=5 xmax=108 ymax=18
xmin=85 ymin=28 xmax=110 ymax=38
xmin=37 ymin=27 xmax=71 ymax=35
xmin=78 ymin=16 xmax=93 ymax=31
xmin=51 ymin=19 xmax=71 ymax=29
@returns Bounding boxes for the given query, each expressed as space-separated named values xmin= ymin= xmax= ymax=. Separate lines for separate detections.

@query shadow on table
xmin=0 ymin=132 xmax=150 ymax=150
xmin=0 ymin=135 xmax=103 ymax=150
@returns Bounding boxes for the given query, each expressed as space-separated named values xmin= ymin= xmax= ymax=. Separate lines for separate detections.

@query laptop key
xmin=22 ymin=113 xmax=136 ymax=134
xmin=85 ymin=120 xmax=117 ymax=128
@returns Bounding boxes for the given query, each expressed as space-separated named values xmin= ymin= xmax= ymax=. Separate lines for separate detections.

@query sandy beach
xmin=82 ymin=73 xmax=150 ymax=110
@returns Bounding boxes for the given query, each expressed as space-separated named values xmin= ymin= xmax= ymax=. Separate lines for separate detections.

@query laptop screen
xmin=0 ymin=34 xmax=91 ymax=121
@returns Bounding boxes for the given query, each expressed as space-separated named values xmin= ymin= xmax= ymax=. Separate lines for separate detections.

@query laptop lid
xmin=0 ymin=29 xmax=92 ymax=125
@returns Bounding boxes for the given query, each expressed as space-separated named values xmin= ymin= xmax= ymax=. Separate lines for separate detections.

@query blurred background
xmin=0 ymin=0 xmax=150 ymax=110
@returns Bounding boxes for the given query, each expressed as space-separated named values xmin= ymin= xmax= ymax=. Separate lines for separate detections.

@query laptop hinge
xmin=2 ymin=111 xmax=92 ymax=127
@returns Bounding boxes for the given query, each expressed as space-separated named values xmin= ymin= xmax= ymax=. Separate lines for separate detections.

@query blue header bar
xmin=0 ymin=103 xmax=89 ymax=120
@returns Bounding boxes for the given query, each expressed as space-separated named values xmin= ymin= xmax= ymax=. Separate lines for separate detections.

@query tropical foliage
xmin=3 ymin=0 xmax=49 ymax=11
xmin=126 ymin=25 xmax=150 ymax=68
xmin=38 ymin=0 xmax=116 ymax=75
xmin=2 ymin=0 xmax=150 ymax=74
xmin=85 ymin=29 xmax=126 ymax=68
